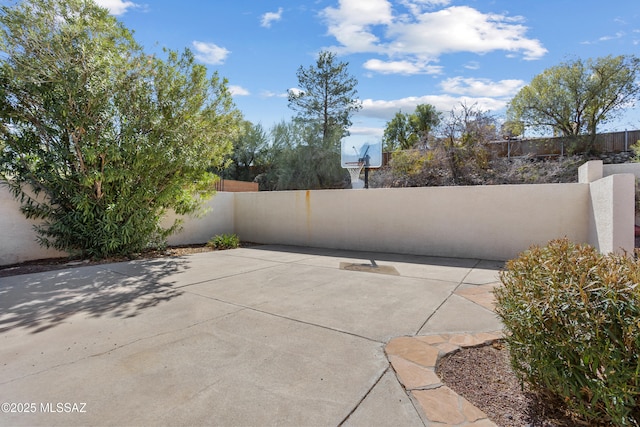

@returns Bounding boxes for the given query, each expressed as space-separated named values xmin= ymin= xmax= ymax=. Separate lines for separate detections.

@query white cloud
xmin=398 ymin=0 xmax=451 ymax=17
xmin=363 ymin=58 xmax=442 ymax=75
xmin=440 ymin=77 xmax=525 ymax=97
xmin=360 ymin=95 xmax=507 ymax=120
xmin=94 ymin=0 xmax=139 ymax=16
xmin=464 ymin=61 xmax=480 ymax=70
xmin=192 ymin=41 xmax=230 ymax=65
xmin=229 ymin=85 xmax=250 ymax=96
xmin=349 ymin=126 xmax=384 ymax=137
xmin=261 ymin=90 xmax=289 ymax=98
xmin=321 ymin=0 xmax=547 ymax=75
xmin=387 ymin=6 xmax=546 ymax=60
xmin=261 ymin=7 xmax=283 ymax=28
xmin=321 ymin=0 xmax=393 ymax=53
xmin=599 ymin=31 xmax=625 ymax=42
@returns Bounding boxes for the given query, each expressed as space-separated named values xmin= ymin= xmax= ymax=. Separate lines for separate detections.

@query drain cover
xmin=339 ymin=262 xmax=400 ymax=276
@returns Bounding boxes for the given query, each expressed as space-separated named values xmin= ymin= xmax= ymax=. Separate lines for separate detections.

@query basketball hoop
xmin=341 ymin=141 xmax=382 ymax=189
xmin=345 ymin=161 xmax=364 ymax=188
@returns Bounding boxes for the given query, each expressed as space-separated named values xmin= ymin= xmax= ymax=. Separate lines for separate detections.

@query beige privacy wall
xmin=233 ymin=184 xmax=591 ymax=260
xmin=0 ymin=160 xmax=636 ymax=265
xmin=0 ymin=189 xmax=234 ymax=266
xmin=0 ymin=186 xmax=67 ymax=265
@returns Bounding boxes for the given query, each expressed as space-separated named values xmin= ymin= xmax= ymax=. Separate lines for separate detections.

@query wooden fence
xmin=215 ymin=179 xmax=258 ymax=192
xmin=486 ymin=129 xmax=640 ymax=159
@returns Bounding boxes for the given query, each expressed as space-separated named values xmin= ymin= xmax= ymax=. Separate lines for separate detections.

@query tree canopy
xmin=0 ymin=0 xmax=241 ymax=258
xmin=287 ymin=50 xmax=361 ymax=146
xmin=224 ymin=121 xmax=269 ymax=182
xmin=383 ymin=104 xmax=440 ymax=151
xmin=507 ymin=55 xmax=640 ymax=147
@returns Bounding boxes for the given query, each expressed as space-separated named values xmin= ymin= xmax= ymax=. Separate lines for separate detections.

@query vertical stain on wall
xmin=305 ymin=190 xmax=312 ymax=241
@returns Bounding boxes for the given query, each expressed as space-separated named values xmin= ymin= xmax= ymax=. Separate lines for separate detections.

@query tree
xmin=287 ymin=50 xmax=361 ymax=146
xmin=500 ymin=120 xmax=524 ymax=139
xmin=409 ymin=104 xmax=441 ymax=149
xmin=383 ymin=112 xmax=411 ymax=151
xmin=507 ymin=55 xmax=640 ymax=149
xmin=225 ymin=121 xmax=268 ymax=182
xmin=383 ymin=104 xmax=440 ymax=151
xmin=0 ymin=0 xmax=240 ymax=258
xmin=436 ymin=103 xmax=496 ymax=185
xmin=267 ymin=121 xmax=345 ymax=190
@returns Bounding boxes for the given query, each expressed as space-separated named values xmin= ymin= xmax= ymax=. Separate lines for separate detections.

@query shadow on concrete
xmin=0 ymin=258 xmax=188 ymax=334
xmin=249 ymin=244 xmax=505 ymax=270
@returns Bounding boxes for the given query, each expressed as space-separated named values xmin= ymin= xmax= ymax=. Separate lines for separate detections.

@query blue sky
xmin=97 ymin=0 xmax=640 ymax=145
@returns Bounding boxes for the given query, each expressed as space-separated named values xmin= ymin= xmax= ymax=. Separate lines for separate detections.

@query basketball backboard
xmin=340 ymin=140 xmax=382 ymax=168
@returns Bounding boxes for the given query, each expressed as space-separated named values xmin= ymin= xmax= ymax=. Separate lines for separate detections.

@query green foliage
xmin=0 ymin=0 xmax=240 ymax=258
xmin=287 ymin=50 xmax=361 ymax=145
xmin=383 ymin=104 xmax=440 ymax=151
xmin=383 ymin=112 xmax=412 ymax=151
xmin=631 ymin=140 xmax=640 ymax=162
xmin=495 ymin=239 xmax=640 ymax=426
xmin=224 ymin=121 xmax=268 ymax=182
xmin=273 ymin=122 xmax=346 ymax=190
xmin=500 ymin=120 xmax=524 ymax=139
xmin=508 ymin=55 xmax=640 ymax=150
xmin=250 ymin=120 xmax=347 ymax=191
xmin=390 ymin=150 xmax=429 ymax=177
xmin=206 ymin=233 xmax=240 ymax=250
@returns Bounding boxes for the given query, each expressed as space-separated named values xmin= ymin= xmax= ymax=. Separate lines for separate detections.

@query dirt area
xmin=0 ymin=244 xmax=229 ymax=278
xmin=438 ymin=341 xmax=584 ymax=427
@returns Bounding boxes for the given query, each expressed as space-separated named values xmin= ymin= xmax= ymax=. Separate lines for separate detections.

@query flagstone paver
xmin=455 ymin=283 xmax=501 ymax=311
xmin=385 ymin=281 xmax=504 ymax=426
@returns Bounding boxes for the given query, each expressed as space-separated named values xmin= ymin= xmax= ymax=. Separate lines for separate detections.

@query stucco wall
xmin=233 ymin=184 xmax=591 ymax=261
xmin=587 ymin=174 xmax=635 ymax=254
xmin=0 ymin=187 xmax=234 ymax=265
xmin=581 ymin=160 xmax=636 ymax=252
xmin=2 ymin=163 xmax=635 ymax=265
xmin=603 ymin=162 xmax=640 ymax=179
xmin=164 ymin=192 xmax=235 ymax=246
xmin=0 ymin=186 xmax=66 ymax=265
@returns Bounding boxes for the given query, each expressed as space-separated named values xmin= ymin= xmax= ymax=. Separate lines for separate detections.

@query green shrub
xmin=206 ymin=233 xmax=240 ymax=250
xmin=390 ymin=149 xmax=429 ymax=177
xmin=495 ymin=238 xmax=640 ymax=426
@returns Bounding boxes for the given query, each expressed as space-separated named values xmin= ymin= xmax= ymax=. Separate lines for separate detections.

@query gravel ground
xmin=437 ymin=342 xmax=582 ymax=427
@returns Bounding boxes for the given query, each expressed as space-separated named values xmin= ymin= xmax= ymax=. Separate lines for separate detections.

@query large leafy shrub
xmin=0 ymin=0 xmax=240 ymax=258
xmin=495 ymin=239 xmax=640 ymax=425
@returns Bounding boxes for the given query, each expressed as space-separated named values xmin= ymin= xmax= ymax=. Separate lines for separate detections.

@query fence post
xmin=625 ymin=129 xmax=628 ymax=152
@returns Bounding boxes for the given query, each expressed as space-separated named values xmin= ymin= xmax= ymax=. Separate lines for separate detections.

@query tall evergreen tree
xmin=287 ymin=50 xmax=361 ymax=146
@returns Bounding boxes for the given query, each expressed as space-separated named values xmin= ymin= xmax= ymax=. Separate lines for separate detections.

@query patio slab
xmin=0 ymin=245 xmax=504 ymax=426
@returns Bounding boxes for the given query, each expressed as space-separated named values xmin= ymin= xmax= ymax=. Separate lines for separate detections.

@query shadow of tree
xmin=0 ymin=258 xmax=189 ymax=334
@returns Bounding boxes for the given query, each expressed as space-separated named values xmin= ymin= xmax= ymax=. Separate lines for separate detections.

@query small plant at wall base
xmin=207 ymin=234 xmax=240 ymax=250
xmin=494 ymin=238 xmax=640 ymax=426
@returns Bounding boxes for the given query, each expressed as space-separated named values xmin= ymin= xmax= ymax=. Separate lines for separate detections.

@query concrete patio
xmin=0 ymin=245 xmax=503 ymax=426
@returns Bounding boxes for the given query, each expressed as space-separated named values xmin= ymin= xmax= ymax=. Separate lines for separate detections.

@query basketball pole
xmin=359 ymin=148 xmax=371 ymax=189
xmin=364 ymin=157 xmax=369 ymax=189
